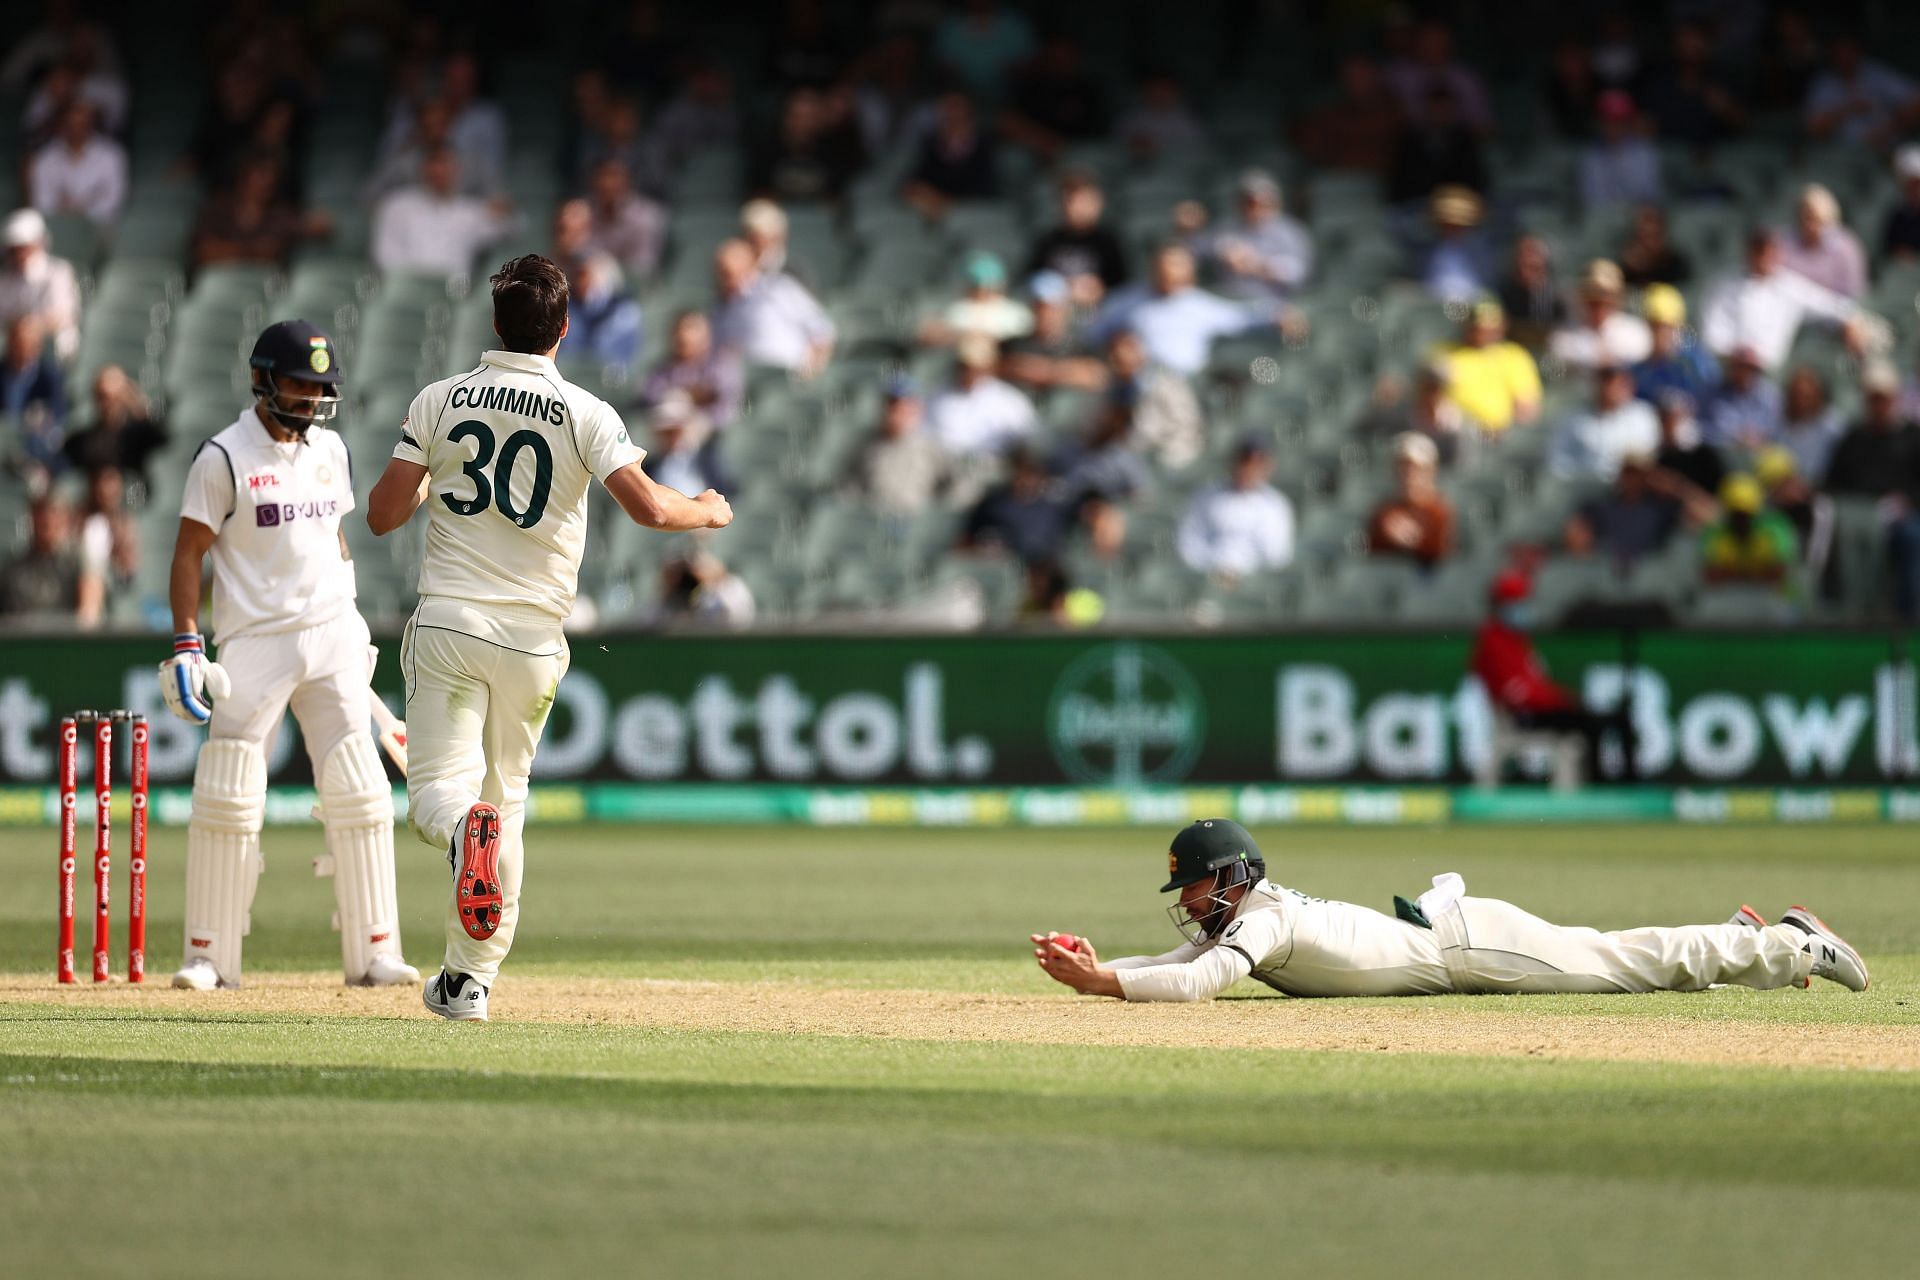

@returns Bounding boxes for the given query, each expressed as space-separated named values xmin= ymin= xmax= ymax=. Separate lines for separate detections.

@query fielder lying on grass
xmin=1033 ymin=819 xmax=1869 ymax=1001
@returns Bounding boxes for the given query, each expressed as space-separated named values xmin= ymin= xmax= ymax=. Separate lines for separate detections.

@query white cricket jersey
xmin=393 ymin=349 xmax=645 ymax=625
xmin=180 ymin=409 xmax=357 ymax=643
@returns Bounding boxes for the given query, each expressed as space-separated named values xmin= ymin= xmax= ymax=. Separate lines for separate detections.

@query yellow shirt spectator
xmin=1434 ymin=301 xmax=1543 ymax=434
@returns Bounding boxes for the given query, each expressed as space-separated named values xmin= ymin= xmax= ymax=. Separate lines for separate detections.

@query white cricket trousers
xmin=1429 ymin=897 xmax=1813 ymax=994
xmin=401 ymin=597 xmax=567 ymax=986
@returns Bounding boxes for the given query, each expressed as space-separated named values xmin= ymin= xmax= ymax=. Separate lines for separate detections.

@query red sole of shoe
xmin=458 ymin=804 xmax=503 ymax=941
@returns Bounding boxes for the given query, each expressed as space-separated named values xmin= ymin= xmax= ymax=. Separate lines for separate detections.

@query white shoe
xmin=1780 ymin=906 xmax=1870 ymax=991
xmin=1728 ymin=904 xmax=1767 ymax=929
xmin=423 ymin=969 xmax=489 ymax=1021
xmin=361 ymin=953 xmax=422 ymax=987
xmin=171 ymin=957 xmax=223 ymax=991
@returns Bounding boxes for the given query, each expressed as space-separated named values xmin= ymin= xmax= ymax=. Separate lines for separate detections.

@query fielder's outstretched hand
xmin=1030 ymin=933 xmax=1121 ymax=996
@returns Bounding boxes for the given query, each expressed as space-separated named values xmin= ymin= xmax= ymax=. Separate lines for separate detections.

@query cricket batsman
xmin=365 ymin=254 xmax=731 ymax=1021
xmin=1034 ymin=819 xmax=1869 ymax=1000
xmin=160 ymin=320 xmax=420 ymax=990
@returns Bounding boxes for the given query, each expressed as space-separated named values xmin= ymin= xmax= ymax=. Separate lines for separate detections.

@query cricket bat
xmin=370 ymin=696 xmax=409 ymax=778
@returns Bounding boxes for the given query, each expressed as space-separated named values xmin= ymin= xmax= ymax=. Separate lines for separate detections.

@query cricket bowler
xmin=160 ymin=319 xmax=420 ymax=990
xmin=366 ymin=254 xmax=731 ymax=1021
xmin=1034 ymin=819 xmax=1869 ymax=1000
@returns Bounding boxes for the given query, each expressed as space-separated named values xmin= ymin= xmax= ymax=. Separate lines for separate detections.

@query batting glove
xmin=157 ymin=634 xmax=232 ymax=724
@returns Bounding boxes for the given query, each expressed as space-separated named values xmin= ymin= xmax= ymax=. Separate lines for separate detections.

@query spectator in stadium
xmin=748 ymin=85 xmax=865 ymax=206
xmin=1437 ymin=299 xmax=1540 ymax=437
xmin=1579 ymin=91 xmax=1661 ymax=214
xmin=0 ymin=487 xmax=79 ymax=619
xmin=1025 ymin=171 xmax=1128 ymax=309
xmin=1882 ymin=145 xmax=1920 ymax=261
xmin=74 ymin=463 xmax=134 ymax=628
xmin=1117 ymin=69 xmax=1205 ymax=162
xmin=708 ymin=237 xmax=836 ymax=376
xmin=1177 ymin=169 xmax=1313 ymax=302
xmin=1384 ymin=19 xmax=1491 ymax=132
xmin=1775 ymin=365 xmax=1845 ymax=484
xmin=370 ymin=148 xmax=511 ymax=277
xmin=1419 ymin=185 xmax=1494 ymax=304
xmin=1699 ymin=343 xmax=1787 ymax=453
xmin=192 ymin=155 xmax=331 ymax=272
xmin=1752 ymin=446 xmax=1830 ymax=579
xmin=641 ymin=309 xmax=744 ymax=428
xmin=1293 ymin=53 xmax=1403 ymax=176
xmin=0 ymin=208 xmax=79 ymax=361
xmin=1056 ymin=388 xmax=1151 ymax=507
xmin=857 ymin=375 xmax=951 ymax=522
xmin=577 ymin=95 xmax=664 ymax=196
xmin=2 ymin=6 xmax=123 ymax=98
xmin=1562 ymin=451 xmax=1685 ymax=569
xmin=847 ymin=30 xmax=931 ymax=155
xmin=1542 ymin=38 xmax=1598 ymax=140
xmin=1759 ymin=8 xmax=1825 ymax=112
xmin=1494 ymin=234 xmax=1567 ymax=353
xmin=1104 ymin=327 xmax=1200 ymax=470
xmin=1358 ymin=363 xmax=1465 ymax=465
xmin=739 ymin=198 xmax=790 ymax=277
xmin=1091 ymin=243 xmax=1285 ymax=378
xmin=931 ymin=0 xmax=1037 ymax=104
xmin=1176 ymin=438 xmax=1295 ymax=577
xmin=1548 ymin=259 xmax=1652 ymax=374
xmin=640 ymin=391 xmax=731 ymax=500
xmin=998 ymin=272 xmax=1104 ymax=392
xmin=586 ymin=158 xmax=667 ymax=284
xmin=1803 ymin=33 xmax=1920 ymax=150
xmin=1651 ymin=390 xmax=1727 ymax=501
xmin=1631 ymin=284 xmax=1718 ymax=407
xmin=29 ymin=99 xmax=125 ymax=228
xmin=381 ymin=53 xmax=507 ymax=195
xmin=919 ymin=251 xmax=1033 ymax=346
xmin=959 ymin=447 xmax=1077 ymax=566
xmin=1824 ymin=364 xmax=1920 ymax=617
xmin=564 ymin=252 xmax=642 ymax=374
xmin=901 ymin=90 xmax=1000 ymax=218
xmin=1699 ymin=229 xmax=1869 ymax=371
xmin=1549 ymin=363 xmax=1660 ymax=481
xmin=1779 ymin=184 xmax=1867 ymax=300
xmin=656 ymin=551 xmax=756 ymax=629
xmin=1640 ymin=21 xmax=1747 ymax=154
xmin=1470 ymin=571 xmax=1636 ymax=781
xmin=2 ymin=314 xmax=68 ymax=474
xmin=186 ymin=59 xmax=302 ymax=192
xmin=1366 ymin=433 xmax=1454 ymax=570
xmin=551 ymin=198 xmax=592 ymax=277
xmin=648 ymin=61 xmax=742 ymax=179
xmin=1002 ymin=32 xmax=1109 ymax=162
xmin=366 ymin=99 xmax=493 ymax=203
xmin=60 ymin=365 xmax=168 ymax=490
xmin=1617 ymin=204 xmax=1692 ymax=288
xmin=1385 ymin=82 xmax=1489 ymax=209
xmin=926 ymin=332 xmax=1037 ymax=458
xmin=1700 ymin=473 xmax=1799 ymax=593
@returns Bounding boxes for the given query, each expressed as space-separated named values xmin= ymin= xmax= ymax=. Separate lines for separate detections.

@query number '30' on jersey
xmin=393 ymin=349 xmax=645 ymax=621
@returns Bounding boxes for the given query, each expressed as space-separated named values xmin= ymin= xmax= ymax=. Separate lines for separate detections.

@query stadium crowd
xmin=4 ymin=0 xmax=1920 ymax=630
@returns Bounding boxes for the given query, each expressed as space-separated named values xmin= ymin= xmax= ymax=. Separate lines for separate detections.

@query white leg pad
xmin=318 ymin=733 xmax=405 ymax=984
xmin=184 ymin=739 xmax=267 ymax=987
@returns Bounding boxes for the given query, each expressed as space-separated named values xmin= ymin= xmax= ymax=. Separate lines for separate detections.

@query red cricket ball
xmin=1051 ymin=934 xmax=1079 ymax=952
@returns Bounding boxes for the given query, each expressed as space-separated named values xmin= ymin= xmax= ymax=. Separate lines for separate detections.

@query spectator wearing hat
xmin=1699 ymin=229 xmax=1869 ymax=371
xmin=1420 ymin=185 xmax=1494 ymax=303
xmin=1090 ymin=243 xmax=1288 ymax=378
xmin=709 ymin=237 xmax=836 ymax=376
xmin=1631 ymin=284 xmax=1718 ymax=408
xmin=640 ymin=391 xmax=732 ymax=500
xmin=1701 ymin=474 xmax=1799 ymax=592
xmin=920 ymin=251 xmax=1033 ymax=346
xmin=739 ymin=199 xmax=791 ymax=278
xmin=1779 ymin=184 xmax=1867 ymax=300
xmin=927 ymin=333 xmax=1037 ymax=459
xmin=1437 ymin=299 xmax=1540 ymax=437
xmin=1103 ymin=328 xmax=1200 ymax=470
xmin=28 ymin=99 xmax=125 ymax=228
xmin=998 ymin=272 xmax=1104 ymax=393
xmin=1550 ymin=364 xmax=1660 ymax=481
xmin=1366 ymin=433 xmax=1454 ymax=570
xmin=1699 ymin=345 xmax=1782 ymax=450
xmin=1826 ymin=363 xmax=1920 ymax=617
xmin=641 ymin=310 xmax=744 ymax=429
xmin=856 ymin=376 xmax=952 ymax=522
xmin=1024 ymin=171 xmax=1129 ymax=310
xmin=564 ymin=252 xmax=643 ymax=374
xmin=1495 ymin=234 xmax=1568 ymax=353
xmin=1616 ymin=205 xmax=1692 ymax=288
xmin=1775 ymin=366 xmax=1845 ymax=484
xmin=901 ymin=91 xmax=1000 ymax=219
xmin=1548 ymin=259 xmax=1652 ymax=374
xmin=1579 ymin=91 xmax=1661 ymax=213
xmin=1881 ymin=146 xmax=1920 ymax=262
xmin=1651 ymin=390 xmax=1727 ymax=502
xmin=0 ymin=208 xmax=79 ymax=361
xmin=1176 ymin=438 xmax=1295 ymax=577
xmin=1470 ymin=571 xmax=1636 ymax=781
xmin=1564 ymin=450 xmax=1688 ymax=570
xmin=1178 ymin=170 xmax=1313 ymax=302
xmin=1751 ymin=446 xmax=1830 ymax=578
xmin=1804 ymin=34 xmax=1920 ymax=150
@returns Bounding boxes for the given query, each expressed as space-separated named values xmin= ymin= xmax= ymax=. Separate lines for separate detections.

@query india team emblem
xmin=308 ymin=336 xmax=332 ymax=373
xmin=317 ymin=465 xmax=333 ymax=484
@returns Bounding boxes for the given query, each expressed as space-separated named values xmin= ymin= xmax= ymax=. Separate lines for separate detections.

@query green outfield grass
xmin=4 ymin=823 xmax=1918 ymax=1279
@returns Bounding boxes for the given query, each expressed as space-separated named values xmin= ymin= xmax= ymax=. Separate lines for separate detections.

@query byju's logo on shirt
xmin=256 ymin=499 xmax=339 ymax=528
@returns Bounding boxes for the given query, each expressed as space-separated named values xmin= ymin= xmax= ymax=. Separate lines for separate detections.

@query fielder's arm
xmin=604 ymin=461 xmax=734 ymax=531
xmin=169 ymin=516 xmax=218 ymax=634
xmin=365 ymin=458 xmax=430 ymax=536
xmin=1032 ymin=934 xmax=1251 ymax=1002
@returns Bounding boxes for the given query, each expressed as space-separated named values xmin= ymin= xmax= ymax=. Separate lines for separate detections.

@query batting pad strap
xmin=191 ymin=739 xmax=266 ymax=833
xmin=317 ymin=734 xmax=392 ymax=827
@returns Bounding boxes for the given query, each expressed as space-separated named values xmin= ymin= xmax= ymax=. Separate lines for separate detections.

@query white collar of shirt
xmin=482 ymin=349 xmax=558 ymax=374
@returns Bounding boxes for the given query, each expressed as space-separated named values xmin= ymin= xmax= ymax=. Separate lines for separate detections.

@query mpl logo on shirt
xmin=1047 ymin=643 xmax=1207 ymax=785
